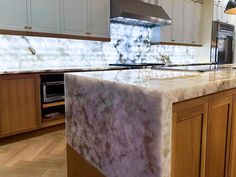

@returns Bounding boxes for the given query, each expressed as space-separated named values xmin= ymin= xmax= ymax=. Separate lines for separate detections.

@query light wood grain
xmin=172 ymin=103 xmax=207 ymax=177
xmin=0 ymin=75 xmax=40 ymax=137
xmin=67 ymin=144 xmax=105 ymax=177
xmin=205 ymin=96 xmax=233 ymax=177
xmin=0 ymin=130 xmax=66 ymax=177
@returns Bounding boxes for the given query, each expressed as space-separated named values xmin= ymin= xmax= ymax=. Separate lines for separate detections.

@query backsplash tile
xmin=0 ymin=24 xmax=206 ymax=70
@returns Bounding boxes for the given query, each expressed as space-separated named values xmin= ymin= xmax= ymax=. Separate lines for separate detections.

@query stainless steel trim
xmin=111 ymin=0 xmax=171 ymax=27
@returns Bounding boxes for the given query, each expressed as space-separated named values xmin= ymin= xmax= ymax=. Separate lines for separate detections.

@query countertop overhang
xmin=65 ymin=65 xmax=236 ymax=177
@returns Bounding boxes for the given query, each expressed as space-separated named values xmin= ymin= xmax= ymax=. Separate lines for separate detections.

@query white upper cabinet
xmin=62 ymin=0 xmax=87 ymax=36
xmin=28 ymin=0 xmax=61 ymax=33
xmin=183 ymin=0 xmax=194 ymax=43
xmin=0 ymin=0 xmax=28 ymax=31
xmin=193 ymin=3 xmax=202 ymax=44
xmin=89 ymin=0 xmax=110 ymax=38
xmin=160 ymin=0 xmax=173 ymax=42
xmin=172 ymin=0 xmax=184 ymax=43
xmin=62 ymin=0 xmax=110 ymax=38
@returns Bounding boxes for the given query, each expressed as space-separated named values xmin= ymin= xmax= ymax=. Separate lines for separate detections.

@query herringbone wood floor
xmin=0 ymin=130 xmax=67 ymax=177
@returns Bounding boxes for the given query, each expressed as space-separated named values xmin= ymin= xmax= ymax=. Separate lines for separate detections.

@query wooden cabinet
xmin=172 ymin=104 xmax=207 ymax=177
xmin=0 ymin=75 xmax=40 ymax=137
xmin=0 ymin=0 xmax=110 ymax=41
xmin=193 ymin=3 xmax=202 ymax=44
xmin=62 ymin=0 xmax=110 ymax=39
xmin=173 ymin=93 xmax=235 ymax=177
xmin=28 ymin=0 xmax=61 ymax=33
xmin=183 ymin=0 xmax=195 ymax=43
xmin=159 ymin=0 xmax=172 ymax=42
xmin=172 ymin=0 xmax=184 ymax=43
xmin=0 ymin=0 xmax=28 ymax=31
xmin=151 ymin=0 xmax=202 ymax=46
xmin=205 ymin=96 xmax=232 ymax=177
xmin=89 ymin=0 xmax=110 ymax=38
xmin=62 ymin=0 xmax=87 ymax=36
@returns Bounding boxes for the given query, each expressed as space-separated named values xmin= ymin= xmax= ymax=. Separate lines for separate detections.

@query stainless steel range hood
xmin=111 ymin=0 xmax=171 ymax=28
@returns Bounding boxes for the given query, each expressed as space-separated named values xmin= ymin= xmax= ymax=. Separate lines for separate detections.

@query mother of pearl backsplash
xmin=0 ymin=23 xmax=205 ymax=70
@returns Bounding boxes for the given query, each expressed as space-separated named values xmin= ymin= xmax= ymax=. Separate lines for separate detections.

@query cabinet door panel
xmin=193 ymin=3 xmax=202 ymax=44
xmin=172 ymin=0 xmax=184 ymax=42
xmin=160 ymin=0 xmax=172 ymax=42
xmin=62 ymin=0 xmax=87 ymax=36
xmin=89 ymin=0 xmax=110 ymax=38
xmin=205 ymin=97 xmax=232 ymax=177
xmin=0 ymin=77 xmax=39 ymax=136
xmin=173 ymin=104 xmax=207 ymax=177
xmin=183 ymin=0 xmax=194 ymax=43
xmin=29 ymin=0 xmax=61 ymax=33
xmin=229 ymin=96 xmax=236 ymax=177
xmin=0 ymin=0 xmax=27 ymax=31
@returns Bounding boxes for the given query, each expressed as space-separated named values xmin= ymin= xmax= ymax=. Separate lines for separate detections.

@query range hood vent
xmin=111 ymin=0 xmax=171 ymax=28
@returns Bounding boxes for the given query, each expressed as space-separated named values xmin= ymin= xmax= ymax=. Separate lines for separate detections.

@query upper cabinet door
xmin=160 ymin=0 xmax=172 ymax=42
xmin=172 ymin=0 xmax=184 ymax=43
xmin=89 ymin=0 xmax=110 ymax=38
xmin=183 ymin=0 xmax=194 ymax=43
xmin=62 ymin=0 xmax=87 ymax=36
xmin=193 ymin=3 xmax=202 ymax=44
xmin=28 ymin=0 xmax=61 ymax=33
xmin=0 ymin=0 xmax=28 ymax=31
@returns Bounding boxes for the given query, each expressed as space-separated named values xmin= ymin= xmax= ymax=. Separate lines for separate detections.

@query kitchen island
xmin=65 ymin=68 xmax=236 ymax=177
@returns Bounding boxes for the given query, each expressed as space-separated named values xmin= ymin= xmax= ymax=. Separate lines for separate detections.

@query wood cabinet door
xmin=28 ymin=0 xmax=61 ymax=33
xmin=172 ymin=0 xmax=184 ymax=43
xmin=0 ymin=0 xmax=28 ymax=31
xmin=0 ymin=76 xmax=40 ymax=136
xmin=172 ymin=104 xmax=207 ymax=177
xmin=183 ymin=0 xmax=194 ymax=43
xmin=89 ymin=0 xmax=110 ymax=38
xmin=205 ymin=96 xmax=233 ymax=177
xmin=229 ymin=96 xmax=236 ymax=177
xmin=62 ymin=0 xmax=87 ymax=36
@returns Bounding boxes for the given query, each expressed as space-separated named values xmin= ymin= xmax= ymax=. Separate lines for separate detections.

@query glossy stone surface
xmin=65 ymin=67 xmax=236 ymax=177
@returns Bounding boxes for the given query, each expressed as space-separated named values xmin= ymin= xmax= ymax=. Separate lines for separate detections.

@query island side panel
xmin=65 ymin=74 xmax=171 ymax=177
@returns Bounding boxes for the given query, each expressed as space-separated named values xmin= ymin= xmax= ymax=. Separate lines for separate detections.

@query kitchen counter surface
xmin=0 ymin=66 xmax=127 ymax=75
xmin=65 ymin=66 xmax=236 ymax=177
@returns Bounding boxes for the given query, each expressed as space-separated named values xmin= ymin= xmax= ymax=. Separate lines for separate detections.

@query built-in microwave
xmin=41 ymin=74 xmax=65 ymax=103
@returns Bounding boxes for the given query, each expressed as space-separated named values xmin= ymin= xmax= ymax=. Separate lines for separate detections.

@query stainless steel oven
xmin=41 ymin=74 xmax=65 ymax=103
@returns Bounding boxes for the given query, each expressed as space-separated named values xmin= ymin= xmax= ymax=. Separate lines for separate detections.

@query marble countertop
xmin=65 ymin=66 xmax=236 ymax=177
xmin=0 ymin=66 xmax=127 ymax=75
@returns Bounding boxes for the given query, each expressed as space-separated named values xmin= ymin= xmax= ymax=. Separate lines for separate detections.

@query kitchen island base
xmin=67 ymin=145 xmax=105 ymax=177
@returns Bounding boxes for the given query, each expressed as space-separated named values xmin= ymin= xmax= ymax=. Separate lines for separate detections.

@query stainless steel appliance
xmin=41 ymin=74 xmax=64 ymax=103
xmin=211 ymin=21 xmax=235 ymax=64
xmin=111 ymin=0 xmax=171 ymax=27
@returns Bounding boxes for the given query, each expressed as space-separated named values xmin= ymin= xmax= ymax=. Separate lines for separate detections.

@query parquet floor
xmin=0 ymin=130 xmax=67 ymax=177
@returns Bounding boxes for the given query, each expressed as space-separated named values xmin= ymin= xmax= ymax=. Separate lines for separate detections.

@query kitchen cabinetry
xmin=183 ymin=0 xmax=195 ymax=43
xmin=172 ymin=0 xmax=184 ymax=43
xmin=151 ymin=0 xmax=203 ymax=46
xmin=0 ymin=0 xmax=28 ymax=31
xmin=172 ymin=104 xmax=207 ymax=177
xmin=0 ymin=0 xmax=110 ymax=41
xmin=0 ymin=75 xmax=40 ymax=137
xmin=173 ymin=92 xmax=234 ymax=177
xmin=205 ymin=97 xmax=232 ymax=177
xmin=28 ymin=0 xmax=61 ymax=33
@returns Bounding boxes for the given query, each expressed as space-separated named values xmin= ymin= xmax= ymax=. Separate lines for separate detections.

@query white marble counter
xmin=65 ymin=67 xmax=236 ymax=177
xmin=0 ymin=66 xmax=126 ymax=75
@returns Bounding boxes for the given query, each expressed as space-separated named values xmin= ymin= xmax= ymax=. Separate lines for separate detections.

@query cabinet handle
xmin=171 ymin=39 xmax=175 ymax=42
xmin=86 ymin=32 xmax=92 ymax=35
xmin=28 ymin=27 xmax=32 ymax=30
xmin=193 ymin=41 xmax=196 ymax=43
xmin=24 ymin=26 xmax=28 ymax=30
